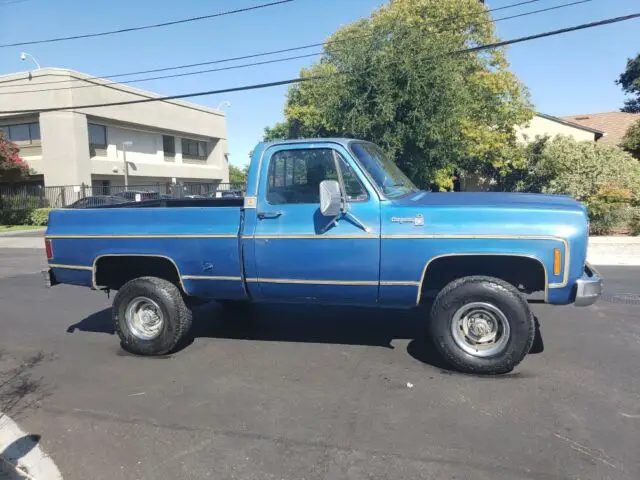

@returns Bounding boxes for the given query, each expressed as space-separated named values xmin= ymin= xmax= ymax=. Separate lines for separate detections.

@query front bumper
xmin=574 ymin=264 xmax=602 ymax=307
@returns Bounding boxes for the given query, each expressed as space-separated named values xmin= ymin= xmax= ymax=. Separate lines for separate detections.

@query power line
xmin=0 ymin=0 xmax=549 ymax=89
xmin=1 ymin=78 xmax=316 ymax=114
xmin=0 ymin=0 xmax=33 ymax=6
xmin=0 ymin=52 xmax=324 ymax=95
xmin=0 ymin=0 xmax=296 ymax=48
xmin=459 ymin=11 xmax=640 ymax=54
xmin=1 ymin=12 xmax=637 ymax=115
xmin=0 ymin=0 xmax=591 ymax=94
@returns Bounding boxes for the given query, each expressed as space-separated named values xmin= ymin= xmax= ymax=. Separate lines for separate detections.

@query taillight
xmin=45 ymin=238 xmax=53 ymax=260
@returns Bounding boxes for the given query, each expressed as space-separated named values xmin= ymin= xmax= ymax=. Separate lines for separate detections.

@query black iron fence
xmin=0 ymin=181 xmax=245 ymax=218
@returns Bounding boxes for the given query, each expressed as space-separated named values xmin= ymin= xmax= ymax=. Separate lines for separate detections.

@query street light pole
xmin=122 ymin=141 xmax=133 ymax=190
xmin=20 ymin=52 xmax=41 ymax=70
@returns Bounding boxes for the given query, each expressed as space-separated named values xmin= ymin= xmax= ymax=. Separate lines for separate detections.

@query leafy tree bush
xmin=0 ymin=131 xmax=30 ymax=182
xmin=264 ymin=0 xmax=533 ymax=190
xmin=629 ymin=208 xmax=640 ymax=236
xmin=0 ymin=196 xmax=42 ymax=225
xmin=621 ymin=119 xmax=640 ymax=159
xmin=506 ymin=135 xmax=640 ymax=234
xmin=229 ymin=165 xmax=247 ymax=184
xmin=617 ymin=53 xmax=640 ymax=113
xmin=29 ymin=208 xmax=52 ymax=226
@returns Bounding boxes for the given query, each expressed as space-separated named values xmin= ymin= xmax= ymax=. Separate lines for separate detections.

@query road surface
xmin=0 ymin=248 xmax=638 ymax=479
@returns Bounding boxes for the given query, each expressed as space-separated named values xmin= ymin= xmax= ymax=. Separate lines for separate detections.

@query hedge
xmin=29 ymin=208 xmax=52 ymax=226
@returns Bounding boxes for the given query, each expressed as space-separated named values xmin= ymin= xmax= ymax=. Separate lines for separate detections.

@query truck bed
xmin=46 ymin=205 xmax=247 ymax=300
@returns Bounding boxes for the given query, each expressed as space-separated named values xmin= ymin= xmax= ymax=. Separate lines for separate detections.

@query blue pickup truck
xmin=44 ymin=139 xmax=601 ymax=374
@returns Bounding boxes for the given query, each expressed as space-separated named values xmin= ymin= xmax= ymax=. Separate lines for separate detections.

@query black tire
xmin=429 ymin=275 xmax=535 ymax=375
xmin=113 ymin=276 xmax=192 ymax=356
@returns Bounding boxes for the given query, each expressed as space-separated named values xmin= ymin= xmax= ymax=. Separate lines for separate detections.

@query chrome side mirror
xmin=319 ymin=180 xmax=342 ymax=217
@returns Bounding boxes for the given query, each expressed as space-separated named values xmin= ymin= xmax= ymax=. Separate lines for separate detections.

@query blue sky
xmin=1 ymin=0 xmax=638 ymax=167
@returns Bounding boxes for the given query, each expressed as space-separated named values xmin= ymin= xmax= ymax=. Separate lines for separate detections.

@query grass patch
xmin=0 ymin=225 xmax=45 ymax=232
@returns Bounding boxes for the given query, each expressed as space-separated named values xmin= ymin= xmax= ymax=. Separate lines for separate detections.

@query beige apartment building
xmin=516 ymin=112 xmax=605 ymax=143
xmin=0 ymin=68 xmax=229 ymax=193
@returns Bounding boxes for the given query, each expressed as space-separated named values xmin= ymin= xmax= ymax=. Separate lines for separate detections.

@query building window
xmin=88 ymin=123 xmax=107 ymax=149
xmin=163 ymin=135 xmax=175 ymax=156
xmin=91 ymin=180 xmax=110 ymax=196
xmin=181 ymin=138 xmax=208 ymax=159
xmin=0 ymin=123 xmax=40 ymax=144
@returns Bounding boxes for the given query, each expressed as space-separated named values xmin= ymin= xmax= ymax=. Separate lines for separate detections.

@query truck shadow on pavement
xmin=67 ymin=302 xmax=544 ymax=372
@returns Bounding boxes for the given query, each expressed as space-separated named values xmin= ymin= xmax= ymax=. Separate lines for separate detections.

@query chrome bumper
xmin=574 ymin=264 xmax=602 ymax=307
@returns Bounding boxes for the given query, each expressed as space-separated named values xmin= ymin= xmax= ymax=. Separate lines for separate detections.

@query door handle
xmin=257 ymin=210 xmax=283 ymax=219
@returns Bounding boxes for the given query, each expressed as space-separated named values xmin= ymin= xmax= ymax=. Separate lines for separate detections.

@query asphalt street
xmin=0 ymin=247 xmax=639 ymax=480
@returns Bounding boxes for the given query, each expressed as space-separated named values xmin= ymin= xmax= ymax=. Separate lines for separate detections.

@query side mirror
xmin=319 ymin=180 xmax=342 ymax=217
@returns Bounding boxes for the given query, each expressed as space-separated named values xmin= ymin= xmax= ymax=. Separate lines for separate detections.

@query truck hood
xmin=395 ymin=191 xmax=586 ymax=213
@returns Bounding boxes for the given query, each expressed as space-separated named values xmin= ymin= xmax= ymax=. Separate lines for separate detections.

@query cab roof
xmin=258 ymin=138 xmax=366 ymax=150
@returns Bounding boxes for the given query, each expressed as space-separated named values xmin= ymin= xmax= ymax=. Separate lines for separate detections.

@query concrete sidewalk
xmin=0 ymin=229 xmax=45 ymax=237
xmin=588 ymin=236 xmax=640 ymax=266
xmin=0 ymin=232 xmax=638 ymax=266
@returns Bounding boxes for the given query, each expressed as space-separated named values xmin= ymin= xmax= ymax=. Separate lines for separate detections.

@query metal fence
xmin=0 ymin=181 xmax=245 ymax=212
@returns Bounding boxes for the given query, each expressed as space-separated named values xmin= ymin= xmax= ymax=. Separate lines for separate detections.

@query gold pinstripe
xmin=182 ymin=275 xmax=243 ymax=281
xmin=245 ymin=278 xmax=378 ymax=286
xmin=246 ymin=234 xmax=377 ymax=240
xmin=47 ymin=234 xmax=237 ymax=239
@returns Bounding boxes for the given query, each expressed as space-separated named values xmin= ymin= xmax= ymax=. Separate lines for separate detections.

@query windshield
xmin=350 ymin=142 xmax=419 ymax=199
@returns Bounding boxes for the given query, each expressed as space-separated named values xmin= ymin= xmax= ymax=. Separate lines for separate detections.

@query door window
xmin=266 ymin=149 xmax=367 ymax=205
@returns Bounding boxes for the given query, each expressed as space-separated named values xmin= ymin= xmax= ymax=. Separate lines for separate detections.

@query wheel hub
xmin=463 ymin=313 xmax=498 ymax=343
xmin=125 ymin=296 xmax=164 ymax=341
xmin=451 ymin=302 xmax=510 ymax=358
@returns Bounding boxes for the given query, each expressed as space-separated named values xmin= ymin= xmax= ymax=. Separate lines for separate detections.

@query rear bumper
xmin=574 ymin=264 xmax=602 ymax=307
xmin=42 ymin=268 xmax=59 ymax=288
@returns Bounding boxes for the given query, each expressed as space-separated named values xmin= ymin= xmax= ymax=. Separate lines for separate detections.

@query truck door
xmin=251 ymin=143 xmax=380 ymax=304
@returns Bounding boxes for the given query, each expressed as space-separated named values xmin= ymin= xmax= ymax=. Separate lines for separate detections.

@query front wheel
xmin=429 ymin=276 xmax=535 ymax=375
xmin=113 ymin=276 xmax=193 ymax=355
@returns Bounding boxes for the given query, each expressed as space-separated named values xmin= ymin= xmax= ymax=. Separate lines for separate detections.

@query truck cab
xmin=44 ymin=138 xmax=602 ymax=374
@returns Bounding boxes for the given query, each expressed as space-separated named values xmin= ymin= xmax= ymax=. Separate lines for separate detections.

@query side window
xmin=266 ymin=149 xmax=367 ymax=205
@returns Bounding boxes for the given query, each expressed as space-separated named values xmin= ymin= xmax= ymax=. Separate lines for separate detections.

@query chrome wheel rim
xmin=450 ymin=302 xmax=510 ymax=358
xmin=125 ymin=296 xmax=164 ymax=341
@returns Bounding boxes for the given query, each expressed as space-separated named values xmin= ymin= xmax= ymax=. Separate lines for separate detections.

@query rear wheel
xmin=429 ymin=276 xmax=535 ymax=375
xmin=113 ymin=276 xmax=192 ymax=355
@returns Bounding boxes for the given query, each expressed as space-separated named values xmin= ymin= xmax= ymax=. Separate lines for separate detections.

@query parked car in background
xmin=116 ymin=191 xmax=161 ymax=202
xmin=211 ymin=189 xmax=243 ymax=198
xmin=68 ymin=195 xmax=131 ymax=209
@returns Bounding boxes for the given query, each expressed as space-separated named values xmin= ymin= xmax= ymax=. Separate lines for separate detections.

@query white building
xmin=0 ymin=68 xmax=229 ymax=193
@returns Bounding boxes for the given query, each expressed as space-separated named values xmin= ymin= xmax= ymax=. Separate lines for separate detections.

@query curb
xmin=0 ymin=229 xmax=45 ymax=237
xmin=0 ymin=412 xmax=62 ymax=479
xmin=589 ymin=236 xmax=640 ymax=245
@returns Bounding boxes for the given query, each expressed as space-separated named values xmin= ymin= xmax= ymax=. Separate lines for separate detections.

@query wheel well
xmin=419 ymin=255 xmax=546 ymax=301
xmin=94 ymin=256 xmax=182 ymax=291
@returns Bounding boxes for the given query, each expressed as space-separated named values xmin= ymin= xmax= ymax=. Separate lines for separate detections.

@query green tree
xmin=621 ymin=119 xmax=640 ymax=159
xmin=616 ymin=53 xmax=640 ymax=113
xmin=228 ymin=165 xmax=247 ymax=184
xmin=264 ymin=0 xmax=533 ymax=190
